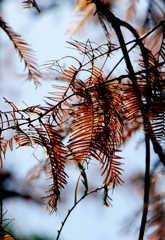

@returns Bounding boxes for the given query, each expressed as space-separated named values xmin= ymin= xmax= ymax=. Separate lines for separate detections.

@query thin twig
xmin=56 ymin=186 xmax=104 ymax=240
xmin=1 ymin=58 xmax=164 ymax=134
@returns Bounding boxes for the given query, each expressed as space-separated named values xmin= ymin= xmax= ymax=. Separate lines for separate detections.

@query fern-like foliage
xmin=67 ymin=66 xmax=124 ymax=186
xmin=68 ymin=1 xmax=95 ymax=37
xmin=0 ymin=17 xmax=42 ymax=86
xmin=22 ymin=0 xmax=41 ymax=14
xmin=68 ymin=0 xmax=111 ymax=36
xmin=147 ymin=193 xmax=165 ymax=239
xmin=0 ymin=100 xmax=68 ymax=211
xmin=1 ymin=0 xmax=165 ymax=219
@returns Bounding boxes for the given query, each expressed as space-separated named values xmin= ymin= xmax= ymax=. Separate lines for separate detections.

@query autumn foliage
xmin=0 ymin=0 xmax=165 ymax=239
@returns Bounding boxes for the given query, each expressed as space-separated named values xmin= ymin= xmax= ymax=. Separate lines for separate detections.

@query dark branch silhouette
xmin=0 ymin=0 xmax=165 ymax=239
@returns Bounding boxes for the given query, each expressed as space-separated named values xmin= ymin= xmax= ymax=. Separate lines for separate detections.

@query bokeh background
xmin=0 ymin=0 xmax=164 ymax=239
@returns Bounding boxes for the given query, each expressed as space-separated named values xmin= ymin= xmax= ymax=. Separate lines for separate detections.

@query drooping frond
xmin=91 ymin=1 xmax=165 ymax=167
xmin=0 ymin=98 xmax=68 ymax=211
xmin=67 ymin=66 xmax=124 ymax=187
xmin=0 ymin=17 xmax=42 ymax=86
xmin=68 ymin=0 xmax=111 ymax=37
xmin=39 ymin=124 xmax=68 ymax=212
xmin=44 ymin=56 xmax=125 ymax=189
xmin=13 ymin=123 xmax=67 ymax=212
xmin=137 ymin=48 xmax=165 ymax=143
xmin=1 ymin=0 xmax=165 ymax=215
xmin=147 ymin=193 xmax=165 ymax=240
xmin=22 ymin=0 xmax=41 ymax=14
xmin=68 ymin=2 xmax=95 ymax=37
xmin=42 ymin=67 xmax=78 ymax=126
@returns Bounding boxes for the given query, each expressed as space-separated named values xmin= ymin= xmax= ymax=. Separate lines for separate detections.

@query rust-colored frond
xmin=28 ymin=160 xmax=48 ymax=181
xmin=0 ymin=17 xmax=42 ymax=86
xmin=117 ymin=81 xmax=144 ymax=142
xmin=122 ymin=84 xmax=140 ymax=121
xmin=21 ymin=104 xmax=42 ymax=116
xmin=46 ymin=89 xmax=67 ymax=104
xmin=1 ymin=103 xmax=68 ymax=212
xmin=22 ymin=0 xmax=41 ymax=14
xmin=44 ymin=96 xmax=72 ymax=127
xmin=1 ymin=91 xmax=70 ymax=135
xmin=75 ymin=0 xmax=109 ymax=9
xmin=42 ymin=65 xmax=82 ymax=127
xmin=69 ymin=0 xmax=111 ymax=36
xmin=125 ymin=0 xmax=139 ymax=21
xmin=14 ymin=125 xmax=40 ymax=148
xmin=119 ymin=82 xmax=143 ymax=140
xmin=103 ymin=153 xmax=123 ymax=187
xmin=0 ymin=135 xmax=17 ymax=166
xmin=12 ymin=123 xmax=67 ymax=211
xmin=147 ymin=194 xmax=165 ymax=240
xmin=137 ymin=49 xmax=165 ymax=142
xmin=68 ymin=0 xmax=99 ymax=37
xmin=68 ymin=3 xmax=95 ymax=37
xmin=57 ymin=66 xmax=78 ymax=83
xmin=0 ymin=99 xmax=43 ymax=131
xmin=33 ymin=124 xmax=67 ymax=212
xmin=75 ymin=0 xmax=92 ymax=9
xmin=68 ymin=67 xmax=124 ymax=187
xmin=0 ymin=137 xmax=8 ymax=166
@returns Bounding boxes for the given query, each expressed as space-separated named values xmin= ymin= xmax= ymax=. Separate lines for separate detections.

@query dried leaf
xmin=0 ymin=17 xmax=42 ymax=86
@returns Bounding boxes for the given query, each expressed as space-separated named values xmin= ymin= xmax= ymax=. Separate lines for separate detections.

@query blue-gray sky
xmin=1 ymin=1 xmax=158 ymax=239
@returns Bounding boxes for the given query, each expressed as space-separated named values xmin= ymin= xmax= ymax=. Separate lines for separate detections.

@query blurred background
xmin=0 ymin=0 xmax=165 ymax=239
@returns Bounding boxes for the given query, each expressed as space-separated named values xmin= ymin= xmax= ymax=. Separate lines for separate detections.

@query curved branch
xmin=56 ymin=186 xmax=104 ymax=240
xmin=138 ymin=129 xmax=150 ymax=240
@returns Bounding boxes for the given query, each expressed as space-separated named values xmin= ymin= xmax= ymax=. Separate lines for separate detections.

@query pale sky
xmin=0 ymin=1 xmax=158 ymax=239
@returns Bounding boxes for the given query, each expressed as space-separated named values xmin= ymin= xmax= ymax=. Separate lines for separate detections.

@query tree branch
xmin=56 ymin=186 xmax=104 ymax=240
xmin=138 ymin=128 xmax=150 ymax=240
